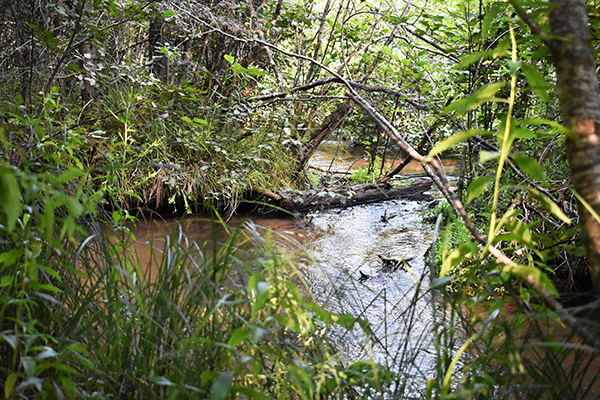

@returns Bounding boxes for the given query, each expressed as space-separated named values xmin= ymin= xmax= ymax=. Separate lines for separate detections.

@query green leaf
xmin=426 ymin=130 xmax=487 ymax=159
xmin=507 ymin=60 xmax=521 ymax=75
xmin=223 ymin=54 xmax=234 ymax=64
xmin=54 ymin=167 xmax=84 ymax=185
xmin=275 ymin=316 xmax=299 ymax=332
xmin=466 ymin=176 xmax=493 ymax=205
xmin=441 ymin=247 xmax=464 ymax=277
xmin=232 ymin=387 xmax=270 ymax=400
xmin=382 ymin=45 xmax=392 ymax=55
xmin=502 ymin=263 xmax=558 ymax=296
xmin=513 ymin=126 xmax=535 ymax=139
xmin=210 ymin=371 xmax=234 ymax=400
xmin=162 ymin=10 xmax=176 ymax=17
xmin=571 ymin=189 xmax=600 ymax=225
xmin=512 ymin=153 xmax=546 ymax=183
xmin=455 ymin=49 xmax=496 ymax=69
xmin=479 ymin=150 xmax=501 ymax=163
xmin=247 ymin=67 xmax=267 ymax=76
xmin=232 ymin=63 xmax=247 ymax=73
xmin=0 ymin=275 xmax=14 ymax=287
xmin=181 ymin=116 xmax=207 ymax=127
xmin=227 ymin=329 xmax=249 ymax=346
xmin=5 ymin=373 xmax=18 ymax=399
xmin=0 ymin=167 xmax=22 ymax=233
xmin=521 ymin=63 xmax=549 ymax=102
xmin=0 ymin=249 xmax=22 ymax=266
xmin=482 ymin=4 xmax=503 ymax=42
xmin=442 ymin=82 xmax=506 ymax=116
xmin=521 ymin=186 xmax=571 ymax=224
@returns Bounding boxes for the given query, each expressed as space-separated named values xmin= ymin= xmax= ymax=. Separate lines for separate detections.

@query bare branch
xmin=508 ymin=0 xmax=547 ymax=38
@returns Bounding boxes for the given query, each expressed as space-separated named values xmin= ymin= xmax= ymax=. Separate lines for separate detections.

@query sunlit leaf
xmin=426 ymin=129 xmax=488 ymax=159
xmin=440 ymin=247 xmax=468 ymax=277
xmin=232 ymin=63 xmax=247 ymax=73
xmin=520 ymin=186 xmax=571 ymax=224
xmin=36 ymin=346 xmax=58 ymax=360
xmin=466 ymin=175 xmax=493 ymax=205
xmin=4 ymin=373 xmax=18 ymax=399
xmin=501 ymin=263 xmax=558 ymax=296
xmin=247 ymin=67 xmax=267 ymax=76
xmin=442 ymin=82 xmax=506 ymax=116
xmin=479 ymin=150 xmax=501 ymax=163
xmin=0 ymin=167 xmax=21 ymax=233
xmin=223 ymin=54 xmax=234 ymax=64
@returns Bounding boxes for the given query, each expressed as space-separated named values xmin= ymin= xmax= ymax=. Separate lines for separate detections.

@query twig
xmin=175 ymin=7 xmax=599 ymax=350
xmin=488 ymin=245 xmax=600 ymax=349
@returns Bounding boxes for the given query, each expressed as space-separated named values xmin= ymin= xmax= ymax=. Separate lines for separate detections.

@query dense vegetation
xmin=1 ymin=0 xmax=600 ymax=398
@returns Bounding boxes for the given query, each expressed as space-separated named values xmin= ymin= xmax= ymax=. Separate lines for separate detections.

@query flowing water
xmin=131 ymin=144 xmax=460 ymax=394
xmin=299 ymin=199 xmax=441 ymax=391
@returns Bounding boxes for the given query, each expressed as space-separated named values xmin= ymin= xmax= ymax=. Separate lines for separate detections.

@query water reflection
xmin=128 ymin=193 xmax=452 ymax=395
xmin=300 ymin=199 xmax=441 ymax=393
xmin=309 ymin=140 xmax=460 ymax=176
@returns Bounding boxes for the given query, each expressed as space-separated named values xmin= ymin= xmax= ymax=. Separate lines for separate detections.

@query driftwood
xmin=268 ymin=179 xmax=432 ymax=214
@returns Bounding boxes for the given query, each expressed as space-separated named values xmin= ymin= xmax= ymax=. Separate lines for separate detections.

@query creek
xmin=131 ymin=143 xmax=461 ymax=393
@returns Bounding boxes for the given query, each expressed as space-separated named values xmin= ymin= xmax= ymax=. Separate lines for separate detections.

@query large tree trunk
xmin=547 ymin=0 xmax=600 ymax=298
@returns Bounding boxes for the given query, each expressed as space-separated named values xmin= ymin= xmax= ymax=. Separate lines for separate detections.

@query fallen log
xmin=272 ymin=179 xmax=433 ymax=214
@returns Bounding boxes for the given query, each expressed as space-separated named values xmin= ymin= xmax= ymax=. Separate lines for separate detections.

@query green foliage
xmin=1 ymin=0 xmax=598 ymax=398
xmin=348 ymin=165 xmax=373 ymax=184
xmin=0 ymin=143 xmax=392 ymax=399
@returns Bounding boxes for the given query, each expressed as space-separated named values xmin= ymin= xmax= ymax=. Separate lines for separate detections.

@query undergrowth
xmin=0 ymin=142 xmax=389 ymax=399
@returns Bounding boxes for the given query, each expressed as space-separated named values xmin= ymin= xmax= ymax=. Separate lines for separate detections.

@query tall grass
xmin=0 ymin=151 xmax=395 ymax=398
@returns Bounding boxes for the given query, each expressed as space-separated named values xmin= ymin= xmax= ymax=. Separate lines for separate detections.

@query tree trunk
xmin=547 ymin=0 xmax=600 ymax=298
xmin=273 ymin=179 xmax=432 ymax=214
xmin=80 ymin=41 xmax=97 ymax=108
xmin=148 ymin=17 xmax=169 ymax=82
xmin=298 ymin=102 xmax=352 ymax=171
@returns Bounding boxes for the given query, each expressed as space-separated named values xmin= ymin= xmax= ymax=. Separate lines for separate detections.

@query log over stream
xmin=261 ymin=179 xmax=433 ymax=214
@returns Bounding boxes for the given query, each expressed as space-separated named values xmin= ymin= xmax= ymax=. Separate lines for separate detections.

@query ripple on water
xmin=301 ymin=199 xmax=451 ymax=392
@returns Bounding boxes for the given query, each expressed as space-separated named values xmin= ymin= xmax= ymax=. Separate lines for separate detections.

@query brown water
xmin=128 ymin=144 xmax=459 ymax=394
xmin=129 ymin=198 xmax=444 ymax=395
xmin=308 ymin=140 xmax=460 ymax=176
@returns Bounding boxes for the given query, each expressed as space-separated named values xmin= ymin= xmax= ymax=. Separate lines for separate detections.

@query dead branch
xmin=173 ymin=6 xmax=599 ymax=350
